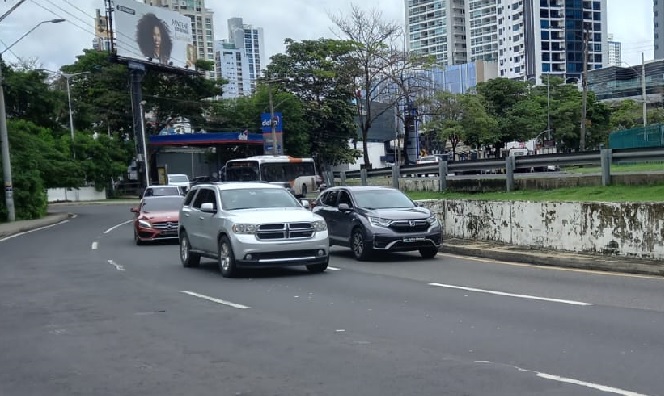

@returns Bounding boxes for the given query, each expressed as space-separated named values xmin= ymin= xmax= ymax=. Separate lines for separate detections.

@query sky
xmin=0 ymin=0 xmax=655 ymax=72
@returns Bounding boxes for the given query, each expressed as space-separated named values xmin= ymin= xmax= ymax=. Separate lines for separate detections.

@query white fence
xmin=48 ymin=187 xmax=107 ymax=203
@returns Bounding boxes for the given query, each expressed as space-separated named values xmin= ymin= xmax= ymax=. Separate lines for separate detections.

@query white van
xmin=167 ymin=174 xmax=190 ymax=192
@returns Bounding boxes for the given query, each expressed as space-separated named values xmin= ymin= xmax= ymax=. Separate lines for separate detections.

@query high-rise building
xmin=405 ymin=0 xmax=466 ymax=65
xmin=655 ymin=0 xmax=664 ymax=59
xmin=227 ymin=18 xmax=265 ymax=91
xmin=144 ymin=0 xmax=216 ymax=79
xmin=466 ymin=0 xmax=498 ymax=62
xmin=214 ymin=40 xmax=251 ymax=99
xmin=497 ymin=0 xmax=608 ymax=83
xmin=607 ymin=34 xmax=622 ymax=66
xmin=406 ymin=0 xmax=608 ymax=84
xmin=92 ymin=9 xmax=112 ymax=52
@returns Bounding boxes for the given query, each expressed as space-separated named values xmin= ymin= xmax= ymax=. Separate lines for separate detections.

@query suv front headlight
xmin=369 ymin=216 xmax=392 ymax=228
xmin=138 ymin=219 xmax=152 ymax=228
xmin=232 ymin=223 xmax=257 ymax=234
xmin=428 ymin=213 xmax=439 ymax=226
xmin=312 ymin=220 xmax=327 ymax=232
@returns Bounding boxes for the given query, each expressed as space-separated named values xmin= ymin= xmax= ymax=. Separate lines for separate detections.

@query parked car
xmin=167 ymin=174 xmax=191 ymax=192
xmin=131 ymin=195 xmax=185 ymax=245
xmin=141 ymin=185 xmax=184 ymax=198
xmin=178 ymin=182 xmax=329 ymax=277
xmin=312 ymin=186 xmax=442 ymax=260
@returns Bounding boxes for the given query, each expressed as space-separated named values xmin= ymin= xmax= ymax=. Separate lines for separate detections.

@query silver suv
xmin=178 ymin=182 xmax=329 ymax=277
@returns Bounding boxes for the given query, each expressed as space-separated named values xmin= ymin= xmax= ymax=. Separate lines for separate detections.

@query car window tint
xmin=321 ymin=190 xmax=338 ymax=207
xmin=184 ymin=188 xmax=198 ymax=206
xmin=338 ymin=191 xmax=353 ymax=207
xmin=192 ymin=189 xmax=216 ymax=209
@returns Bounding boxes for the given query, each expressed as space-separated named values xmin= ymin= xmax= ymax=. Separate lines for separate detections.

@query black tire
xmin=134 ymin=229 xmax=144 ymax=245
xmin=218 ymin=235 xmax=238 ymax=278
xmin=419 ymin=246 xmax=438 ymax=259
xmin=351 ymin=227 xmax=371 ymax=261
xmin=179 ymin=231 xmax=200 ymax=268
xmin=301 ymin=183 xmax=308 ymax=197
xmin=306 ymin=261 xmax=328 ymax=273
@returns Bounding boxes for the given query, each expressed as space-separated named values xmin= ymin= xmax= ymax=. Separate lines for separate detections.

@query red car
xmin=131 ymin=195 xmax=184 ymax=245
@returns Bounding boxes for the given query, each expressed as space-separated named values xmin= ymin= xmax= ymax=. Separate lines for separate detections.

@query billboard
xmin=261 ymin=112 xmax=283 ymax=155
xmin=114 ymin=0 xmax=195 ymax=70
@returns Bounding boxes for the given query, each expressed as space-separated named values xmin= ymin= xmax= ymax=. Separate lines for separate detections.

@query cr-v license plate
xmin=403 ymin=237 xmax=426 ymax=242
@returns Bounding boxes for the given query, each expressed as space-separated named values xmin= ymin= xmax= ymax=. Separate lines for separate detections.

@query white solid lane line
xmin=104 ymin=219 xmax=133 ymax=234
xmin=429 ymin=283 xmax=591 ymax=306
xmin=475 ymin=361 xmax=649 ymax=396
xmin=107 ymin=260 xmax=124 ymax=271
xmin=0 ymin=220 xmax=70 ymax=242
xmin=181 ymin=291 xmax=250 ymax=309
xmin=91 ymin=241 xmax=99 ymax=250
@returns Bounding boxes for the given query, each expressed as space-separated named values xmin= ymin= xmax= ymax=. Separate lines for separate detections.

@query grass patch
xmin=565 ymin=162 xmax=664 ymax=174
xmin=407 ymin=184 xmax=664 ymax=203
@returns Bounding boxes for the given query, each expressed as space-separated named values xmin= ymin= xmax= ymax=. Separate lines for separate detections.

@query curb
xmin=49 ymin=200 xmax=139 ymax=206
xmin=441 ymin=243 xmax=664 ymax=277
xmin=0 ymin=212 xmax=74 ymax=238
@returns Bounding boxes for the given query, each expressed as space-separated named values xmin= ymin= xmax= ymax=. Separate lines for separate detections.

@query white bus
xmin=223 ymin=155 xmax=321 ymax=197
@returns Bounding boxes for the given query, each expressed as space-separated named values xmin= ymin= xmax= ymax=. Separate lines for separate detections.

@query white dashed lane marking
xmin=181 ymin=291 xmax=250 ymax=309
xmin=429 ymin=282 xmax=591 ymax=306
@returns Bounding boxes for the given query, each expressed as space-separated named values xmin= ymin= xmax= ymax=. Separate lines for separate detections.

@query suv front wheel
xmin=218 ymin=235 xmax=238 ymax=278
xmin=351 ymin=227 xmax=371 ymax=261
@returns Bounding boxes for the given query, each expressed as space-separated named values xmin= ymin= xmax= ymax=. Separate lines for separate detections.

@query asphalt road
xmin=1 ymin=204 xmax=663 ymax=396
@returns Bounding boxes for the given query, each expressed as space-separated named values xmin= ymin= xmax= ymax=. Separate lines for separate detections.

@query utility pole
xmin=642 ymin=52 xmax=647 ymax=135
xmin=580 ymin=28 xmax=589 ymax=151
xmin=0 ymin=55 xmax=15 ymax=221
xmin=268 ymin=83 xmax=278 ymax=156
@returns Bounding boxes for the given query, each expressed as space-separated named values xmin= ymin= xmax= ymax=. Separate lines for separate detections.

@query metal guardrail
xmin=327 ymin=147 xmax=664 ymax=192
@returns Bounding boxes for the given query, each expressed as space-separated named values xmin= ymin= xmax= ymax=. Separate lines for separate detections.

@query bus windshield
xmin=225 ymin=161 xmax=260 ymax=182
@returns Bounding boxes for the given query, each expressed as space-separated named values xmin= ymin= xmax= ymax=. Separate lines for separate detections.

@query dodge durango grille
xmin=256 ymin=222 xmax=314 ymax=240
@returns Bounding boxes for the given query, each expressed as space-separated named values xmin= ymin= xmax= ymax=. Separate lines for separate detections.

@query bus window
xmin=225 ymin=161 xmax=259 ymax=182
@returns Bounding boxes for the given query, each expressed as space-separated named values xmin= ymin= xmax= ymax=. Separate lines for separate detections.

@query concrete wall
xmin=417 ymin=199 xmax=664 ymax=260
xmin=48 ymin=187 xmax=107 ymax=203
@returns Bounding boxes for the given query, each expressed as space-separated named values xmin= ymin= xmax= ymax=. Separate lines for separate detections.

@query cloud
xmin=0 ymin=0 xmax=650 ymax=70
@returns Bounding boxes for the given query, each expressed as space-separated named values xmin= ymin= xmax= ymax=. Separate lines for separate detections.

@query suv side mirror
xmin=300 ymin=199 xmax=311 ymax=209
xmin=338 ymin=203 xmax=352 ymax=212
xmin=200 ymin=202 xmax=216 ymax=213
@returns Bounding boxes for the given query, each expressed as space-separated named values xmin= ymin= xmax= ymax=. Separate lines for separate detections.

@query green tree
xmin=2 ymin=63 xmax=65 ymax=131
xmin=72 ymin=133 xmax=134 ymax=190
xmin=609 ymin=99 xmax=640 ymax=130
xmin=0 ymin=120 xmax=82 ymax=220
xmin=264 ymin=38 xmax=360 ymax=166
xmin=59 ymin=49 xmax=133 ymax=135
xmin=475 ymin=77 xmax=530 ymax=144
xmin=143 ymin=60 xmax=223 ymax=132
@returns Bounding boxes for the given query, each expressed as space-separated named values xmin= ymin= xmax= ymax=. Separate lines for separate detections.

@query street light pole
xmin=268 ymin=83 xmax=277 ymax=156
xmin=0 ymin=18 xmax=65 ymax=222
xmin=0 ymin=55 xmax=15 ymax=221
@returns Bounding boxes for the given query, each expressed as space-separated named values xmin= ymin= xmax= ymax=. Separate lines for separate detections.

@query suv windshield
xmin=221 ymin=188 xmax=300 ymax=210
xmin=168 ymin=175 xmax=189 ymax=183
xmin=353 ymin=190 xmax=415 ymax=209
xmin=141 ymin=196 xmax=184 ymax=212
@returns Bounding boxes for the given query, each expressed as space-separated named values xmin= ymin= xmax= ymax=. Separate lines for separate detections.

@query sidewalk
xmin=442 ymin=238 xmax=664 ymax=277
xmin=0 ymin=212 xmax=74 ymax=238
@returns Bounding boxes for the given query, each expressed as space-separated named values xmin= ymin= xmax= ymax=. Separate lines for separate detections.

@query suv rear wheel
xmin=180 ymin=231 xmax=200 ymax=267
xmin=218 ymin=236 xmax=238 ymax=278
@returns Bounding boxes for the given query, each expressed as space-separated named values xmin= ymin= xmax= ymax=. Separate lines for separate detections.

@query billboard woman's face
xmin=152 ymin=26 xmax=162 ymax=48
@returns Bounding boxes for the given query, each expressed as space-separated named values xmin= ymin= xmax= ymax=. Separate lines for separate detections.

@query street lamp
xmin=38 ymin=69 xmax=90 ymax=157
xmin=619 ymin=58 xmax=647 ymax=131
xmin=0 ymin=18 xmax=65 ymax=222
